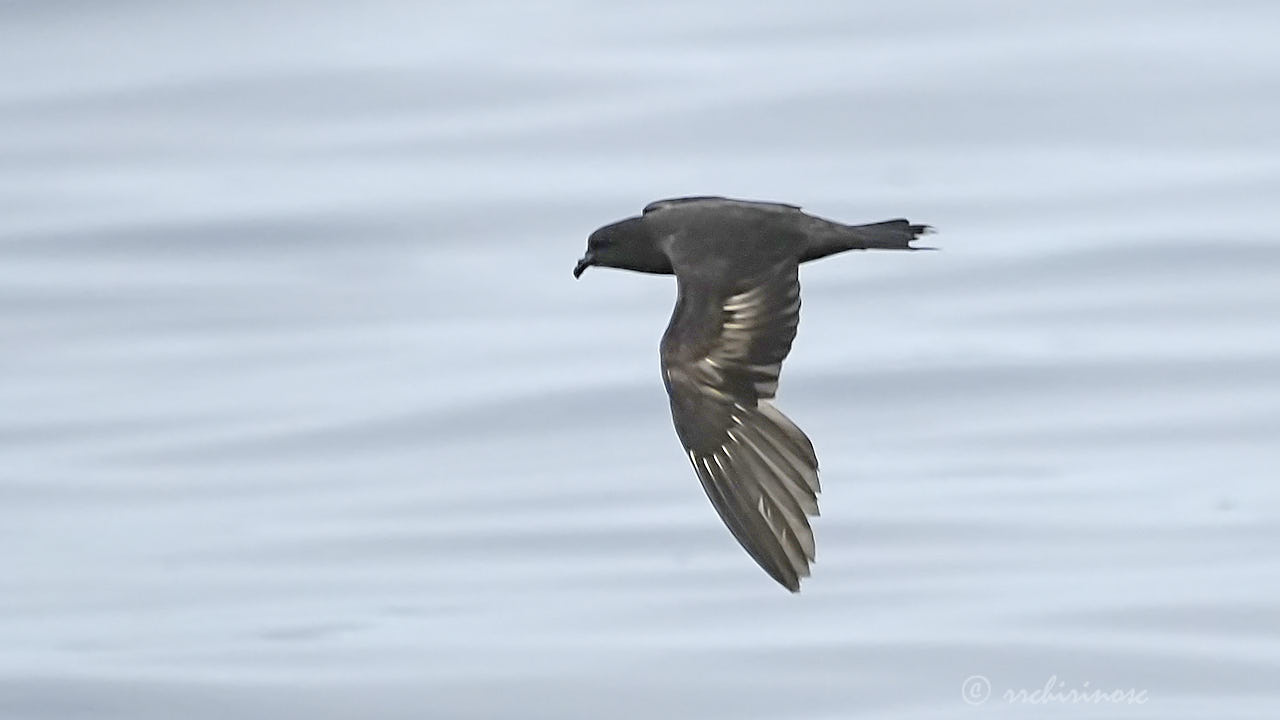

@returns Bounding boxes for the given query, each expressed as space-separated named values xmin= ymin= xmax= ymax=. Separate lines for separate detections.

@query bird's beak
xmin=573 ymin=253 xmax=593 ymax=279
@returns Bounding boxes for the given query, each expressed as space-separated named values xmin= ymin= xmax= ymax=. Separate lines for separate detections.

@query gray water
xmin=3 ymin=2 xmax=1279 ymax=718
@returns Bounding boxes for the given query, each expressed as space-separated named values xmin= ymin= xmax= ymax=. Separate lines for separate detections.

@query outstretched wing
xmin=660 ymin=260 xmax=820 ymax=591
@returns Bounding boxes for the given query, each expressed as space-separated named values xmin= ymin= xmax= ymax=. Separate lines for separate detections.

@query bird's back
xmin=642 ymin=197 xmax=813 ymax=283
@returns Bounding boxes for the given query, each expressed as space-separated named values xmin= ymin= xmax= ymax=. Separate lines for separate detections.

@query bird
xmin=573 ymin=196 xmax=932 ymax=591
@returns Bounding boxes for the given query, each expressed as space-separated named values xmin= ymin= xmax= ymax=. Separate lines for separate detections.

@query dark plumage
xmin=574 ymin=196 xmax=932 ymax=591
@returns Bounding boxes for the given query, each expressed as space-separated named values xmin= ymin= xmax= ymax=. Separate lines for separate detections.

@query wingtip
xmin=772 ymin=554 xmax=810 ymax=594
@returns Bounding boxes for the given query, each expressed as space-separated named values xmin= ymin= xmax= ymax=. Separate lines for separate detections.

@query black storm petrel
xmin=574 ymin=196 xmax=932 ymax=591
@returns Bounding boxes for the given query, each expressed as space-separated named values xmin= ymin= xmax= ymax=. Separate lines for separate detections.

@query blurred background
xmin=2 ymin=1 xmax=1279 ymax=718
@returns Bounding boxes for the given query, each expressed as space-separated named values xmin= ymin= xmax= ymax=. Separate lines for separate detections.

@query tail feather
xmin=801 ymin=218 xmax=935 ymax=262
xmin=846 ymin=219 xmax=935 ymax=250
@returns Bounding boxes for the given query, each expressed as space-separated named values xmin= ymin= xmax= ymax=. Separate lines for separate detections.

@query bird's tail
xmin=800 ymin=219 xmax=935 ymax=262
xmin=846 ymin=219 xmax=934 ymax=250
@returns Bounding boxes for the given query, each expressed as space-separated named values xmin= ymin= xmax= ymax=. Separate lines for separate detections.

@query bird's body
xmin=574 ymin=196 xmax=931 ymax=591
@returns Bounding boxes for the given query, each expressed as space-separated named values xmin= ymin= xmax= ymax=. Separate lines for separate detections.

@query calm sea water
xmin=3 ymin=1 xmax=1279 ymax=718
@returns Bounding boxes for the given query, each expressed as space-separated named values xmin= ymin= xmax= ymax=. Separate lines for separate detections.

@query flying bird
xmin=573 ymin=196 xmax=932 ymax=591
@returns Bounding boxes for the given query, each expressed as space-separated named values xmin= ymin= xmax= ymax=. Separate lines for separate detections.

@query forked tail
xmin=801 ymin=218 xmax=935 ymax=262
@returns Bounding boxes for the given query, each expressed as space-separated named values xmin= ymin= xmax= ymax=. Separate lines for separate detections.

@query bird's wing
xmin=643 ymin=196 xmax=802 ymax=215
xmin=660 ymin=260 xmax=820 ymax=591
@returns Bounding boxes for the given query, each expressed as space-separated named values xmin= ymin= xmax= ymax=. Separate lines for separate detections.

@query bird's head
xmin=574 ymin=217 xmax=672 ymax=278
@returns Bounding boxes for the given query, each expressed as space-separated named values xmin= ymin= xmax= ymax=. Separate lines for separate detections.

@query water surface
xmin=3 ymin=2 xmax=1279 ymax=718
